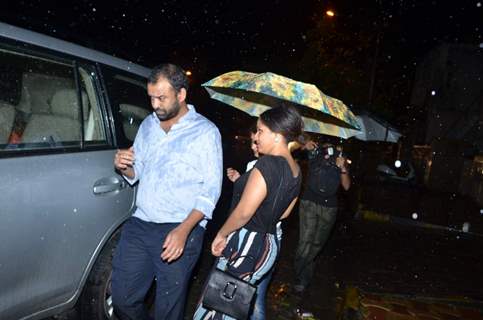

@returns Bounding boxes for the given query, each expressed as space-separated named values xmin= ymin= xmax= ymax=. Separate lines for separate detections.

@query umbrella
xmin=202 ymin=71 xmax=360 ymax=138
xmin=311 ymin=113 xmax=402 ymax=142
xmin=353 ymin=113 xmax=402 ymax=143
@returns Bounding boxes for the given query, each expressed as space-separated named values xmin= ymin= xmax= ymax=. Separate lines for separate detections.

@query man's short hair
xmin=148 ymin=63 xmax=189 ymax=92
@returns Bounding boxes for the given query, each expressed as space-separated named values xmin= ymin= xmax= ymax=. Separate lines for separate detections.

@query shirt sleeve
xmin=245 ymin=159 xmax=257 ymax=172
xmin=193 ymin=125 xmax=223 ymax=220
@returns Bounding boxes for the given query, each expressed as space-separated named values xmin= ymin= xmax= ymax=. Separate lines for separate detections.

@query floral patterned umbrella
xmin=202 ymin=71 xmax=360 ymax=138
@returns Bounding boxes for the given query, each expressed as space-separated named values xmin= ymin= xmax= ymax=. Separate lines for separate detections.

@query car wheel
xmin=79 ymin=230 xmax=120 ymax=320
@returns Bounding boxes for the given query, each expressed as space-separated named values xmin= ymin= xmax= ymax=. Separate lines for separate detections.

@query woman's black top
xmin=230 ymin=155 xmax=302 ymax=234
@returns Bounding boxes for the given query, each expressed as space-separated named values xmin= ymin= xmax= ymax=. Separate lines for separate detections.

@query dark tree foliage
xmin=294 ymin=1 xmax=415 ymax=128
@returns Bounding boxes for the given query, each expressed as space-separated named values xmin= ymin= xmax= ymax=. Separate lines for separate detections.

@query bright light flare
xmin=326 ymin=10 xmax=335 ymax=17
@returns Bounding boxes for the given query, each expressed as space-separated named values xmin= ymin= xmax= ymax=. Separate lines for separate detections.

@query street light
xmin=323 ymin=7 xmax=383 ymax=107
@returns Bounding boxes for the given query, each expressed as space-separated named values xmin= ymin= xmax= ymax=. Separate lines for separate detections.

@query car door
xmin=0 ymin=44 xmax=137 ymax=319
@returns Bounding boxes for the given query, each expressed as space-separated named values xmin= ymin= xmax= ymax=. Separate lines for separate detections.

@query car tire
xmin=79 ymin=230 xmax=120 ymax=320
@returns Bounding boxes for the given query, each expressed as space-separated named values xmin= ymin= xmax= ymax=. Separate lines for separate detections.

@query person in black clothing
xmin=294 ymin=139 xmax=351 ymax=294
xmin=194 ymin=105 xmax=303 ymax=320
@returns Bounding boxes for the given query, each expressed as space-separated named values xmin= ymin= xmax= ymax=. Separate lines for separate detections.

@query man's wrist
xmin=121 ymin=167 xmax=135 ymax=179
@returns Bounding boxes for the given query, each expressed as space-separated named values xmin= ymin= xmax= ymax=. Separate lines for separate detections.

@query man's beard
xmin=155 ymin=100 xmax=181 ymax=121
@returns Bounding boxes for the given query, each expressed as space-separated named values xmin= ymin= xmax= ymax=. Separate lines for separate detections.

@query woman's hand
xmin=211 ymin=233 xmax=228 ymax=257
xmin=226 ymin=168 xmax=241 ymax=182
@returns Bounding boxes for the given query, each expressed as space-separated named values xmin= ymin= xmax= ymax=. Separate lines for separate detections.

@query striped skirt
xmin=193 ymin=227 xmax=279 ymax=320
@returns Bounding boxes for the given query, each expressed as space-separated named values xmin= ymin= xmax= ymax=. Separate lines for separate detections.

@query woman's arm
xmin=212 ymin=168 xmax=267 ymax=256
xmin=218 ymin=168 xmax=266 ymax=237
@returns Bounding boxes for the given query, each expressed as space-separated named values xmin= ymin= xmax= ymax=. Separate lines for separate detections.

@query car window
xmin=78 ymin=66 xmax=107 ymax=145
xmin=101 ymin=67 xmax=151 ymax=147
xmin=0 ymin=48 xmax=107 ymax=152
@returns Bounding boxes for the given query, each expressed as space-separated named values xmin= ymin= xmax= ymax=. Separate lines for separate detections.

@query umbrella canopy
xmin=302 ymin=118 xmax=360 ymax=139
xmin=309 ymin=114 xmax=402 ymax=142
xmin=202 ymin=71 xmax=360 ymax=138
xmin=354 ymin=114 xmax=402 ymax=143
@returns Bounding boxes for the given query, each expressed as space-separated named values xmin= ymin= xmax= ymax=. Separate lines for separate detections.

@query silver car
xmin=0 ymin=22 xmax=153 ymax=320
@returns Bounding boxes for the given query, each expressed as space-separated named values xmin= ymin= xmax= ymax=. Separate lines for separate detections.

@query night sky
xmin=1 ymin=0 xmax=482 ymax=122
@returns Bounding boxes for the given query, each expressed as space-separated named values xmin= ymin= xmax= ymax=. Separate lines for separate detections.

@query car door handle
xmin=93 ymin=177 xmax=127 ymax=195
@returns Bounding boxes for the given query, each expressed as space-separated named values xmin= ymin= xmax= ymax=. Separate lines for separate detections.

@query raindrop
xmin=40 ymin=236 xmax=45 ymax=241
xmin=431 ymin=90 xmax=436 ymax=96
xmin=477 ymin=2 xmax=481 ymax=7
xmin=92 ymin=7 xmax=96 ymax=12
xmin=412 ymin=213 xmax=418 ymax=220
xmin=73 ymin=208 xmax=78 ymax=213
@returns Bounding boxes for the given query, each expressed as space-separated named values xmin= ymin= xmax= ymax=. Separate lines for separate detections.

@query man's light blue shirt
xmin=124 ymin=104 xmax=223 ymax=228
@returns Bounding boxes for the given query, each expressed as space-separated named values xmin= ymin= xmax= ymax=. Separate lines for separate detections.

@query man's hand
xmin=114 ymin=147 xmax=135 ymax=170
xmin=211 ymin=233 xmax=227 ymax=257
xmin=336 ymin=156 xmax=347 ymax=172
xmin=226 ymin=168 xmax=241 ymax=182
xmin=161 ymin=226 xmax=189 ymax=263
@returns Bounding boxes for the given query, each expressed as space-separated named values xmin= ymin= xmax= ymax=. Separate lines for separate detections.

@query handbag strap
xmin=227 ymin=254 xmax=255 ymax=266
xmin=223 ymin=254 xmax=256 ymax=280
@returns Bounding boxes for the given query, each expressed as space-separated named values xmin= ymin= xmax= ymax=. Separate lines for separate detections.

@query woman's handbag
xmin=201 ymin=264 xmax=257 ymax=320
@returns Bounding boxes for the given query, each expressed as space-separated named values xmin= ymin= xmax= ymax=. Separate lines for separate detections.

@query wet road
xmin=48 ymin=188 xmax=483 ymax=319
xmin=183 ymin=201 xmax=483 ymax=319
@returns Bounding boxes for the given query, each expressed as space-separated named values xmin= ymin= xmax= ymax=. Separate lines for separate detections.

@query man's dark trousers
xmin=294 ymin=199 xmax=337 ymax=289
xmin=112 ymin=217 xmax=204 ymax=320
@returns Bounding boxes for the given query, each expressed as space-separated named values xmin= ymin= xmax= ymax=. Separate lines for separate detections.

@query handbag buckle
xmin=222 ymin=281 xmax=237 ymax=300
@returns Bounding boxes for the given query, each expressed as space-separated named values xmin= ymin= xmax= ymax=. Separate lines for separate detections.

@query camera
xmin=321 ymin=146 xmax=335 ymax=157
